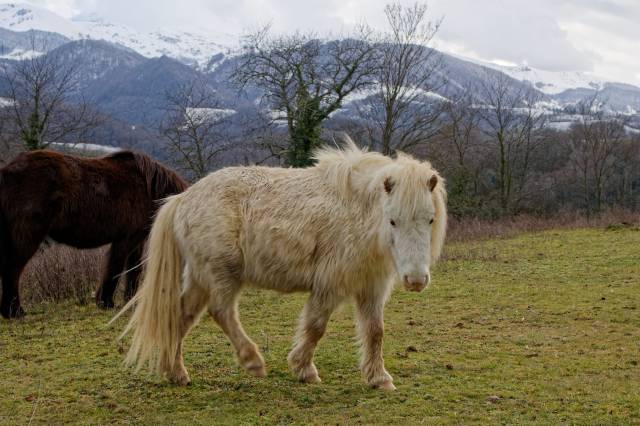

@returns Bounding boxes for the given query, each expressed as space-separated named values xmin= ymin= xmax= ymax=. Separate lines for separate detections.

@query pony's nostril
xmin=404 ymin=275 xmax=427 ymax=285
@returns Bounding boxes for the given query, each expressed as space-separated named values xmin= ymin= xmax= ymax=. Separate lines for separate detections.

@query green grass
xmin=1 ymin=228 xmax=639 ymax=425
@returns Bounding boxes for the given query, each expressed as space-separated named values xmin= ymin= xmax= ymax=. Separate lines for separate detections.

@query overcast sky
xmin=24 ymin=0 xmax=640 ymax=85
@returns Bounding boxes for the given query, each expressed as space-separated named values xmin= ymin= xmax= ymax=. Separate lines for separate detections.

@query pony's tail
xmin=110 ymin=194 xmax=184 ymax=376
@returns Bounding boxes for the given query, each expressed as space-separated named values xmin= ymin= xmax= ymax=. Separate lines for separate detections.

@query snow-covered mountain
xmin=0 ymin=3 xmax=236 ymax=68
xmin=72 ymin=18 xmax=236 ymax=70
xmin=458 ymin=55 xmax=608 ymax=95
xmin=0 ymin=2 xmax=633 ymax=96
xmin=0 ymin=2 xmax=72 ymax=35
xmin=0 ymin=1 xmax=638 ymax=128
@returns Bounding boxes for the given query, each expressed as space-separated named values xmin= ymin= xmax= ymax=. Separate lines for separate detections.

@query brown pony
xmin=0 ymin=150 xmax=187 ymax=318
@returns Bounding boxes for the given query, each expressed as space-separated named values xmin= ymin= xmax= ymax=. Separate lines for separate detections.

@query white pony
xmin=114 ymin=139 xmax=447 ymax=391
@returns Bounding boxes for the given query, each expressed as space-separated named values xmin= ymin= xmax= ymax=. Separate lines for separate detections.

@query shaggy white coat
xmin=115 ymin=139 xmax=447 ymax=391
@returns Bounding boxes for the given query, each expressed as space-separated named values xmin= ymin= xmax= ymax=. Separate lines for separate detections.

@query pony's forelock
xmin=430 ymin=176 xmax=447 ymax=264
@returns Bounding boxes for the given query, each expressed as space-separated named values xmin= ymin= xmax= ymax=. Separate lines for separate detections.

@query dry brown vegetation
xmin=447 ymin=208 xmax=639 ymax=243
xmin=20 ymin=245 xmax=107 ymax=306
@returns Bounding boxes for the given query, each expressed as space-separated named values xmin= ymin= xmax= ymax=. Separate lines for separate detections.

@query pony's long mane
xmin=109 ymin=151 xmax=188 ymax=198
xmin=313 ymin=138 xmax=447 ymax=264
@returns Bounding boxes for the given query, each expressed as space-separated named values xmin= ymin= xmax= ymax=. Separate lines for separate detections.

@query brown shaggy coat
xmin=0 ymin=150 xmax=187 ymax=318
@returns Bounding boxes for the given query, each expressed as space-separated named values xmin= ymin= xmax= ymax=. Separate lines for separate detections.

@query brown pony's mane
xmin=108 ymin=151 xmax=188 ymax=199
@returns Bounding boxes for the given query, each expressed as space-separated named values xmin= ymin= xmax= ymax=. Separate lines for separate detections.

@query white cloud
xmin=23 ymin=0 xmax=76 ymax=18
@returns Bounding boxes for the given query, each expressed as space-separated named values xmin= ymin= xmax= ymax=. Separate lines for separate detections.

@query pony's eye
xmin=390 ymin=220 xmax=396 ymax=227
xmin=429 ymin=219 xmax=434 ymax=224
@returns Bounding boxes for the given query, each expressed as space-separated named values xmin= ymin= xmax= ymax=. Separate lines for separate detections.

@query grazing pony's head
xmin=314 ymin=139 xmax=447 ymax=292
xmin=109 ymin=151 xmax=188 ymax=198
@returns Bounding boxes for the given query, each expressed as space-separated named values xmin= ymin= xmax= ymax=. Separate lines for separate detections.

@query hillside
xmin=0 ymin=3 xmax=234 ymax=67
xmin=0 ymin=2 xmax=639 ymax=121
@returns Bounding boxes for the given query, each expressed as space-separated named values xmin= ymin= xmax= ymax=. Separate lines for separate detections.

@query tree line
xmin=1 ymin=3 xmax=638 ymax=219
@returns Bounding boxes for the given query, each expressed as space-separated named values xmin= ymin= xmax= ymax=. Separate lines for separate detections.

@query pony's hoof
xmin=240 ymin=349 xmax=266 ymax=378
xmin=302 ymin=374 xmax=321 ymax=384
xmin=97 ymin=300 xmax=115 ymax=309
xmin=169 ymin=374 xmax=191 ymax=386
xmin=167 ymin=367 xmax=191 ymax=386
xmin=375 ymin=380 xmax=396 ymax=391
xmin=1 ymin=305 xmax=26 ymax=319
xmin=247 ymin=365 xmax=267 ymax=378
xmin=294 ymin=364 xmax=321 ymax=384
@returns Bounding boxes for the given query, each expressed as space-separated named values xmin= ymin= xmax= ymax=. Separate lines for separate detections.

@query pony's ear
xmin=383 ymin=177 xmax=395 ymax=194
xmin=428 ymin=175 xmax=438 ymax=192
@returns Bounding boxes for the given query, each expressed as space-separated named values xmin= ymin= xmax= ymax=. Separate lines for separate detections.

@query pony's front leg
xmin=1 ymin=262 xmax=27 ymax=319
xmin=288 ymin=294 xmax=337 ymax=383
xmin=356 ymin=292 xmax=395 ymax=391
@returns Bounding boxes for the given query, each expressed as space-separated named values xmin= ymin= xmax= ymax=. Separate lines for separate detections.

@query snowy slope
xmin=73 ymin=17 xmax=236 ymax=68
xmin=0 ymin=3 xmax=236 ymax=67
xmin=487 ymin=64 xmax=605 ymax=95
xmin=0 ymin=47 xmax=40 ymax=59
xmin=0 ymin=3 xmax=75 ymax=36
xmin=453 ymin=53 xmax=607 ymax=95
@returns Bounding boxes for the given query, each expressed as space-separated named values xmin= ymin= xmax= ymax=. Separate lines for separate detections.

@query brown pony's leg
xmin=208 ymin=282 xmax=266 ymax=378
xmin=1 ymin=224 xmax=49 ymax=319
xmin=355 ymin=291 xmax=395 ymax=391
xmin=1 ymin=261 xmax=28 ymax=319
xmin=123 ymin=243 xmax=144 ymax=302
xmin=287 ymin=293 xmax=338 ymax=383
xmin=96 ymin=241 xmax=128 ymax=309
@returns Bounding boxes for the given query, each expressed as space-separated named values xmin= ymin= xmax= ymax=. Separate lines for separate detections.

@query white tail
xmin=110 ymin=194 xmax=184 ymax=376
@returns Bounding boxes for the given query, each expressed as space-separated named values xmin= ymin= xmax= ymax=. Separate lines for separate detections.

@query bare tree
xmin=438 ymin=92 xmax=480 ymax=175
xmin=611 ymin=135 xmax=640 ymax=210
xmin=1 ymin=36 xmax=100 ymax=151
xmin=569 ymin=93 xmax=629 ymax=213
xmin=433 ymin=91 xmax=483 ymax=213
xmin=0 ymin=105 xmax=22 ymax=164
xmin=358 ymin=2 xmax=444 ymax=155
xmin=475 ymin=71 xmax=547 ymax=214
xmin=160 ymin=79 xmax=232 ymax=180
xmin=233 ymin=25 xmax=377 ymax=167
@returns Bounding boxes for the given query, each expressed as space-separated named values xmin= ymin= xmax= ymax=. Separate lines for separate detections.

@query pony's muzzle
xmin=403 ymin=274 xmax=429 ymax=292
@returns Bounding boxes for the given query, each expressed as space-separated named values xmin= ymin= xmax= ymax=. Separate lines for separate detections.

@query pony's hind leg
xmin=355 ymin=290 xmax=395 ymax=391
xmin=287 ymin=293 xmax=338 ymax=383
xmin=208 ymin=282 xmax=266 ymax=378
xmin=166 ymin=271 xmax=210 ymax=385
xmin=96 ymin=240 xmax=129 ymax=309
xmin=123 ymin=243 xmax=144 ymax=301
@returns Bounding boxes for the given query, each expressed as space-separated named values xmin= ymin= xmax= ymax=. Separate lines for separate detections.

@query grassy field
xmin=1 ymin=228 xmax=639 ymax=425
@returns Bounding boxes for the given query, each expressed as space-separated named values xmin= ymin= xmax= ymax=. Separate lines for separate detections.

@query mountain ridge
xmin=0 ymin=2 xmax=234 ymax=68
xmin=0 ymin=1 xmax=638 ymax=146
xmin=0 ymin=2 xmax=637 ymax=96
